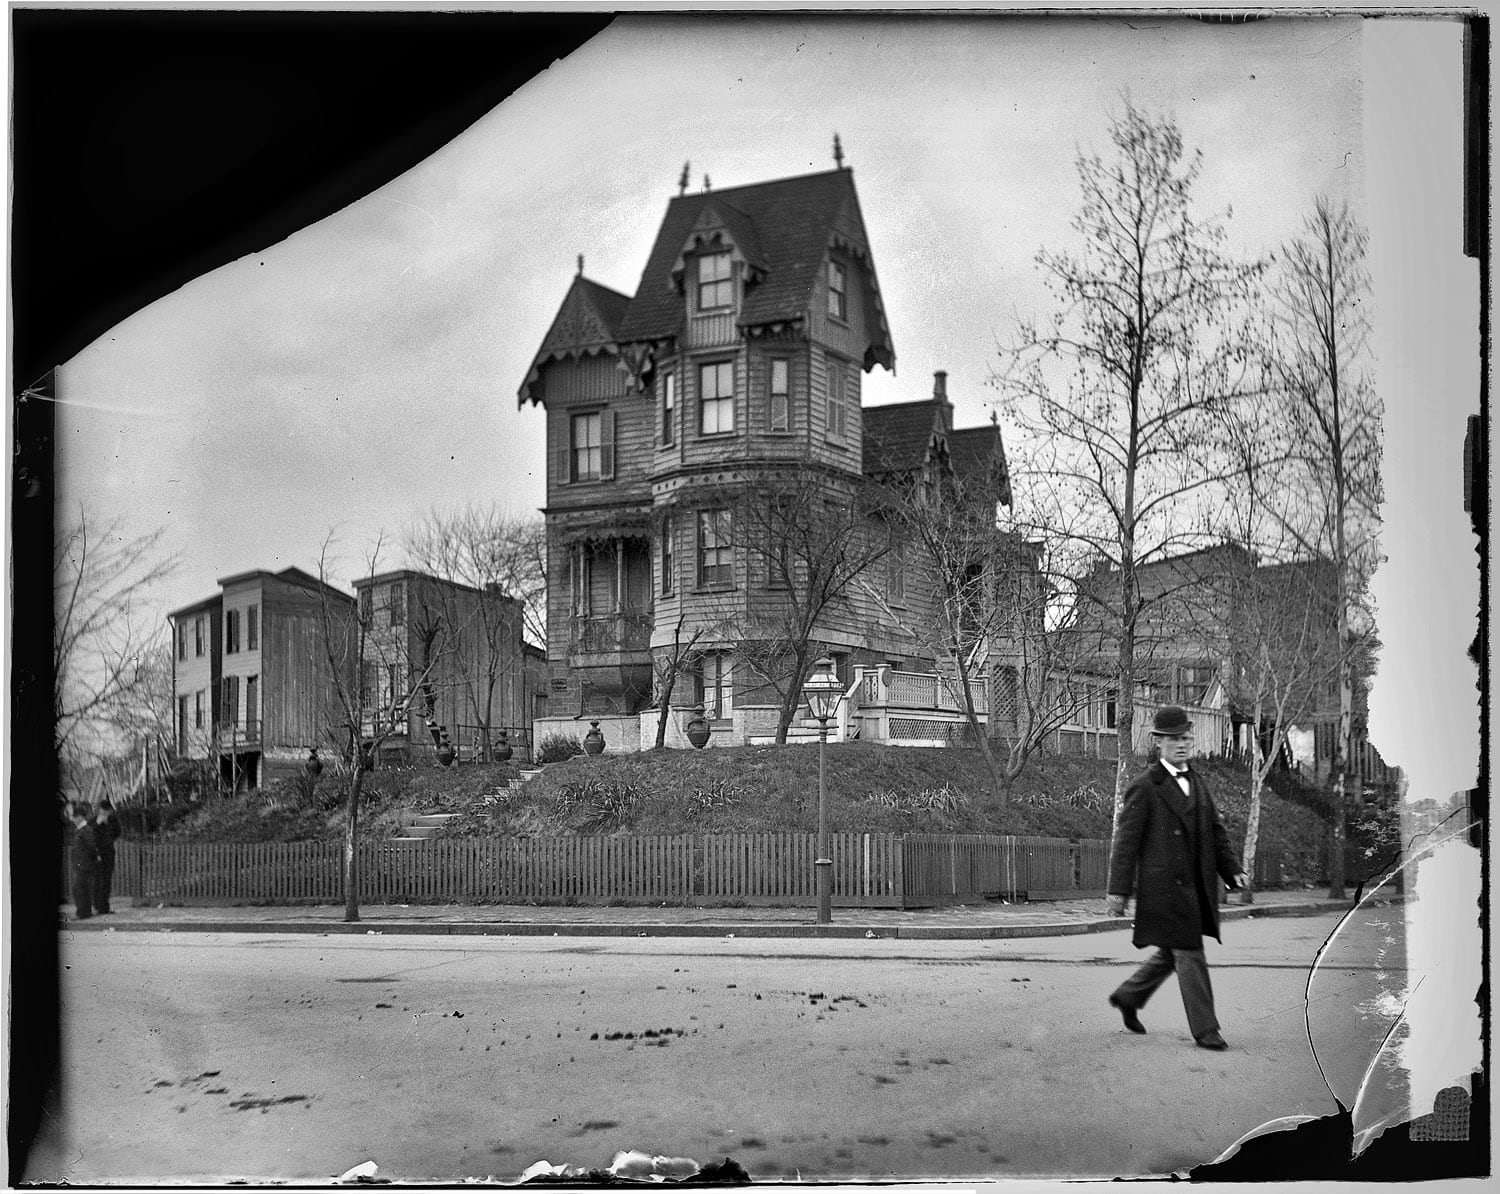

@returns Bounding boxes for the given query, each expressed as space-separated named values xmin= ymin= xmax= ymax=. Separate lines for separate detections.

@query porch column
xmin=614 ymin=536 xmax=625 ymax=613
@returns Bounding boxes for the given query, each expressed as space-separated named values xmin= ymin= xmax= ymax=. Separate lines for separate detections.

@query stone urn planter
xmin=684 ymin=704 xmax=711 ymax=749
xmin=582 ymin=720 xmax=606 ymax=756
xmin=492 ymin=730 xmax=513 ymax=763
xmin=436 ymin=741 xmax=456 ymax=767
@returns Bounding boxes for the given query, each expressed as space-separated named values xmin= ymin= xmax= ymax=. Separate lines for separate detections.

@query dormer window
xmin=697 ymin=252 xmax=733 ymax=311
xmin=827 ymin=260 xmax=847 ymax=321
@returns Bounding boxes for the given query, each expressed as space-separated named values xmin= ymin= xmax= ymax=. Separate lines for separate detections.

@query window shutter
xmin=600 ymin=410 xmax=616 ymax=479
xmin=556 ymin=443 xmax=572 ymax=485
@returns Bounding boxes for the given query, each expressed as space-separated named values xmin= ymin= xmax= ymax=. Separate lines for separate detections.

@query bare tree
xmin=404 ymin=505 xmax=545 ymax=759
xmin=649 ymin=615 xmax=712 ymax=749
xmin=315 ymin=535 xmax=437 ymax=923
xmin=878 ymin=447 xmax=1099 ymax=796
xmin=710 ymin=467 xmax=891 ymax=744
xmin=405 ymin=504 xmax=547 ymax=647
xmin=996 ymin=102 xmax=1266 ymax=827
xmin=53 ymin=505 xmax=177 ymax=768
xmin=1260 ymin=198 xmax=1382 ymax=900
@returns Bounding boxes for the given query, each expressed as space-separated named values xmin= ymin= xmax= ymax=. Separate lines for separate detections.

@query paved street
xmin=24 ymin=910 xmax=1383 ymax=1184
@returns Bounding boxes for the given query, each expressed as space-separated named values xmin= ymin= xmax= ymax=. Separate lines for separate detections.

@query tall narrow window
xmin=194 ymin=691 xmax=204 ymax=729
xmin=388 ymin=584 xmax=405 ymax=627
xmin=178 ymin=695 xmax=190 ymax=745
xmin=360 ymin=662 xmax=378 ymax=709
xmin=194 ymin=616 xmax=205 ymax=657
xmin=661 ymin=371 xmax=676 ymax=447
xmin=246 ymin=604 xmax=259 ymax=649
xmin=826 ymin=361 xmax=847 ymax=440
xmin=697 ymin=509 xmax=733 ymax=588
xmin=886 ymin=534 xmax=906 ymax=604
xmin=660 ymin=518 xmax=675 ymax=597
xmin=827 ymin=260 xmax=847 ymax=320
xmin=245 ymin=676 xmax=259 ymax=734
xmin=176 ymin=623 xmax=187 ymax=661
xmin=222 ymin=676 xmax=239 ymax=728
xmin=697 ymin=251 xmax=733 ymax=310
xmin=699 ymin=361 xmax=735 ymax=435
xmin=768 ymin=359 xmax=790 ymax=432
xmin=226 ymin=609 xmax=241 ymax=654
xmin=698 ymin=652 xmax=733 ymax=719
xmin=571 ymin=411 xmax=603 ymax=480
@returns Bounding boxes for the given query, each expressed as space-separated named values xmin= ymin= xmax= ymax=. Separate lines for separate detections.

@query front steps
xmin=389 ymin=770 xmax=544 ymax=844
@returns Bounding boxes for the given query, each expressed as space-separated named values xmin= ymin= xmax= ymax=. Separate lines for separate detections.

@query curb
xmin=60 ymin=901 xmax=1354 ymax=942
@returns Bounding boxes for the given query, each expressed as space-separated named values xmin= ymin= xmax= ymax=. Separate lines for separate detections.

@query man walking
xmin=93 ymin=798 xmax=121 ymax=914
xmin=1105 ymin=706 xmax=1246 ymax=1050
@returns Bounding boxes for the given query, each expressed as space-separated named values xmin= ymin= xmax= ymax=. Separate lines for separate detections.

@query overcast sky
xmin=54 ymin=12 xmax=1477 ymax=802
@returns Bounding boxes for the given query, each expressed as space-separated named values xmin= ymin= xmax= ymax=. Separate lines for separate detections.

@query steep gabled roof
xmin=862 ymin=399 xmax=943 ymax=475
xmin=518 ymin=274 xmax=633 ymax=407
xmin=949 ymin=424 xmax=1012 ymax=506
xmin=616 ymin=168 xmax=894 ymax=371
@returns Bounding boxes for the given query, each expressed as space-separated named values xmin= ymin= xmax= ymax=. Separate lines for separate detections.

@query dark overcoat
xmin=1106 ymin=762 xmax=1240 ymax=950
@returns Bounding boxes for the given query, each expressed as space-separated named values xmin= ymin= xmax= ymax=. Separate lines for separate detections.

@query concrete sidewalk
xmin=61 ymin=888 xmax=1365 ymax=941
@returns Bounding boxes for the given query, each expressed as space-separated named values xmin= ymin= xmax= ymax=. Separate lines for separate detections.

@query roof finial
xmin=702 ymin=173 xmax=712 ymax=192
xmin=577 ymin=254 xmax=584 ymax=276
xmin=678 ymin=161 xmax=690 ymax=195
xmin=833 ymin=132 xmax=845 ymax=169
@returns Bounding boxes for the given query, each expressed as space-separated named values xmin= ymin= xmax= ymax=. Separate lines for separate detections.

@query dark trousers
xmin=71 ymin=868 xmax=95 ymax=919
xmin=1111 ymin=946 xmax=1219 ymax=1040
xmin=93 ymin=859 xmax=115 ymax=913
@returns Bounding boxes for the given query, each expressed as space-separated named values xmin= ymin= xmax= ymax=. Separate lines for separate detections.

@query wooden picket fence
xmin=97 ymin=832 xmax=1119 ymax=909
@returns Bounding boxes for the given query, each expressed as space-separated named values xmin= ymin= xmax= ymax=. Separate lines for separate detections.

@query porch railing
xmin=569 ymin=611 xmax=651 ymax=655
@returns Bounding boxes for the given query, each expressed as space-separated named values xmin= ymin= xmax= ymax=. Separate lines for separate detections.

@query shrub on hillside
xmin=537 ymin=734 xmax=585 ymax=764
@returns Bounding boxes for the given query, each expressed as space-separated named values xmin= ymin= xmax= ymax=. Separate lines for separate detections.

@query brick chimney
xmin=933 ymin=370 xmax=953 ymax=433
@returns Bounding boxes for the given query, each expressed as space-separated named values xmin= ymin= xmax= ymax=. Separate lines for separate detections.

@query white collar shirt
xmin=1161 ymin=758 xmax=1192 ymax=797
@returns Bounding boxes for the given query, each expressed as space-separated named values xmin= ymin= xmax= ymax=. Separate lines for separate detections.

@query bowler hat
xmin=1149 ymin=706 xmax=1193 ymax=736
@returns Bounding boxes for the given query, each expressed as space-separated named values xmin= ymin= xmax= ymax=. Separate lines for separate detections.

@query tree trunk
xmin=1112 ymin=573 xmax=1139 ymax=839
xmin=343 ymin=762 xmax=363 ymax=923
xmin=954 ymin=651 xmax=1008 ymax=807
xmin=1239 ymin=688 xmax=1268 ymax=905
xmin=775 ymin=648 xmax=812 ymax=746
xmin=654 ymin=670 xmax=678 ymax=749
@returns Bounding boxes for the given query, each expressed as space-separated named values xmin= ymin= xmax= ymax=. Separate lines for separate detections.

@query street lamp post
xmin=802 ymin=657 xmax=843 ymax=925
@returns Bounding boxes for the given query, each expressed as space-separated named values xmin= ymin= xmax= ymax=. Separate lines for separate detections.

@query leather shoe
xmin=1196 ymin=1031 xmax=1229 ymax=1051
xmin=1108 ymin=995 xmax=1145 ymax=1034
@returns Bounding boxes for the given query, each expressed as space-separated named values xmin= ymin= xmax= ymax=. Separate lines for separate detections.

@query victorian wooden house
xmin=168 ymin=567 xmax=355 ymax=789
xmin=351 ymin=569 xmax=542 ymax=764
xmin=520 ymin=160 xmax=1017 ymax=748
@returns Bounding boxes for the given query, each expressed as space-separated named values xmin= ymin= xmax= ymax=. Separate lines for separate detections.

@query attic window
xmin=827 ymin=260 xmax=847 ymax=321
xmin=698 ymin=252 xmax=733 ymax=311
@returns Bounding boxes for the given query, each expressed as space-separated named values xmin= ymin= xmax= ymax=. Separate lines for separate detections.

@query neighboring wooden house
xmin=351 ymin=570 xmax=536 ymax=764
xmin=168 ymin=567 xmax=355 ymax=789
xmin=1069 ymin=545 xmax=1394 ymax=780
xmin=520 ymin=160 xmax=1017 ymax=748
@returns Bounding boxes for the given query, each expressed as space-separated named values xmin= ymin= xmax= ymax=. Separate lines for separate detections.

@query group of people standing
xmin=66 ymin=799 xmax=119 ymax=920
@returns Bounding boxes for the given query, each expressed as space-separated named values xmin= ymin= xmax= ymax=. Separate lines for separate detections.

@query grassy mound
xmin=150 ymin=744 xmax=1331 ymax=886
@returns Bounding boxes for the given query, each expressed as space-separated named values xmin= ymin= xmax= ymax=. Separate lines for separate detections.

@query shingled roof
xmin=615 ymin=168 xmax=894 ymax=371
xmin=861 ymin=371 xmax=1013 ymax=506
xmin=949 ymin=424 xmax=1012 ymax=505
xmin=862 ymin=400 xmax=944 ymax=476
